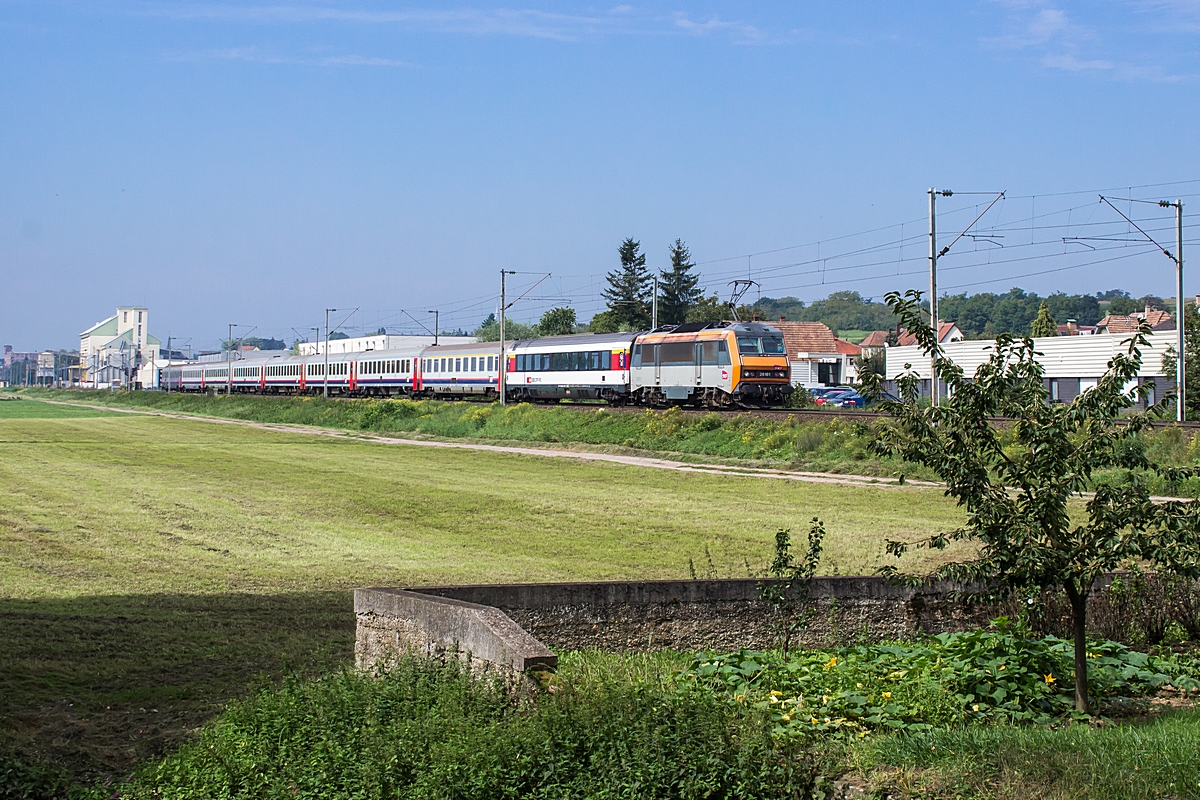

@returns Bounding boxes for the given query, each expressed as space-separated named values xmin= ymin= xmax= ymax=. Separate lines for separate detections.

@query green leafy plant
xmin=858 ymin=289 xmax=1200 ymax=713
xmin=758 ymin=518 xmax=825 ymax=654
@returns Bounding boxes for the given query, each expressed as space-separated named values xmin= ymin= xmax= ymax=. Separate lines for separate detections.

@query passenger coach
xmin=161 ymin=321 xmax=792 ymax=407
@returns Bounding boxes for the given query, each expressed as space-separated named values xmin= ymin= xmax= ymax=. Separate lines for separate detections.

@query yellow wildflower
xmin=770 ymin=690 xmax=782 ymax=697
xmin=811 ymin=717 xmax=819 ymax=724
xmin=825 ymin=656 xmax=838 ymax=669
xmin=881 ymin=692 xmax=892 ymax=700
xmin=1045 ymin=674 xmax=1056 ymax=685
xmin=972 ymin=704 xmax=980 ymax=712
xmin=998 ymin=665 xmax=1006 ymax=670
xmin=781 ymin=714 xmax=791 ymax=722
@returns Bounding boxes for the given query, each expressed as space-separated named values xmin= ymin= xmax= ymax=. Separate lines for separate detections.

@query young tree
xmin=601 ymin=238 xmax=652 ymax=331
xmin=536 ymin=307 xmax=577 ymax=336
xmin=472 ymin=317 xmax=536 ymax=342
xmin=658 ymin=239 xmax=702 ymax=325
xmin=685 ymin=294 xmax=730 ymax=323
xmin=1030 ymin=300 xmax=1058 ymax=337
xmin=859 ymin=289 xmax=1200 ymax=714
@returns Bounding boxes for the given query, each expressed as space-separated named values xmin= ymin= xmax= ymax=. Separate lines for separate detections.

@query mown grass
xmin=16 ymin=389 xmax=921 ymax=477
xmin=23 ymin=389 xmax=1200 ymax=497
xmin=0 ymin=398 xmax=966 ymax=779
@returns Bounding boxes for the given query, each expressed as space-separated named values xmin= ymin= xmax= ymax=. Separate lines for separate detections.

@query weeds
xmin=686 ymin=618 xmax=1200 ymax=736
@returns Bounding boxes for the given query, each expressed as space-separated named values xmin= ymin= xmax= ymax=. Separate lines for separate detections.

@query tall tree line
xmin=591 ymin=238 xmax=721 ymax=332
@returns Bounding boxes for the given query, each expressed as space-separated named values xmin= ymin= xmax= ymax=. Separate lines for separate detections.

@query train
xmin=161 ymin=321 xmax=794 ymax=408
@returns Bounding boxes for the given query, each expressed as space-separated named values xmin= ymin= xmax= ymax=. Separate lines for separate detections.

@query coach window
xmin=717 ymin=340 xmax=732 ymax=366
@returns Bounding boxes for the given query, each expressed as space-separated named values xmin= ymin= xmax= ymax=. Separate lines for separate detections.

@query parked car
xmin=816 ymin=388 xmax=902 ymax=408
xmin=814 ymin=389 xmax=857 ymax=406
xmin=828 ymin=391 xmax=868 ymax=408
xmin=809 ymin=386 xmax=852 ymax=399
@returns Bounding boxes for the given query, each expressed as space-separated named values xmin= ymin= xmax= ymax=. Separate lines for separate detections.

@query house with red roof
xmin=773 ymin=319 xmax=861 ymax=387
xmin=1094 ymin=306 xmax=1175 ymax=335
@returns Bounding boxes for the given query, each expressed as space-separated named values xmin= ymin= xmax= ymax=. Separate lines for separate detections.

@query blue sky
xmin=3 ymin=1 xmax=1200 ymax=351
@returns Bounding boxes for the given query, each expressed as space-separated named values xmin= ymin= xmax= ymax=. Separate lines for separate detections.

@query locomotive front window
xmin=762 ymin=337 xmax=786 ymax=355
xmin=736 ymin=336 xmax=762 ymax=355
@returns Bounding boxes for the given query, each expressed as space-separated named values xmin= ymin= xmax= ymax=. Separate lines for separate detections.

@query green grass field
xmin=3 ymin=397 xmax=1198 ymax=799
xmin=0 ymin=397 xmax=967 ymax=778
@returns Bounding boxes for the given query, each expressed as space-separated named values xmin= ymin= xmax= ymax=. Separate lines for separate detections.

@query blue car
xmin=819 ymin=388 xmax=902 ymax=408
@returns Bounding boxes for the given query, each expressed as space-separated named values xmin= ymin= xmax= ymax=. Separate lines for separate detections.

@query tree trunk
xmin=1064 ymin=581 xmax=1090 ymax=714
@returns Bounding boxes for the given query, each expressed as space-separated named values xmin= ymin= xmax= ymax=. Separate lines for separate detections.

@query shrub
xmin=110 ymin=656 xmax=817 ymax=800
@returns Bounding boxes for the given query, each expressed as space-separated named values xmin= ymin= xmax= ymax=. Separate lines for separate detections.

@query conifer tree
xmin=658 ymin=239 xmax=703 ymax=325
xmin=601 ymin=238 xmax=652 ymax=331
xmin=1030 ymin=300 xmax=1058 ymax=338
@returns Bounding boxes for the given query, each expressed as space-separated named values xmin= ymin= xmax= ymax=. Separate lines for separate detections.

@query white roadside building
xmin=885 ymin=331 xmax=1175 ymax=408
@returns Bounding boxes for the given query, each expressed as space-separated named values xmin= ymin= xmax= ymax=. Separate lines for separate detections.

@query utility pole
xmin=428 ymin=310 xmax=439 ymax=346
xmin=929 ymin=188 xmax=939 ymax=406
xmin=1178 ymin=199 xmax=1185 ymax=422
xmin=652 ymin=275 xmax=659 ymax=329
xmin=925 ymin=188 xmax=1003 ymax=404
xmin=499 ymin=271 xmax=511 ymax=405
xmin=228 ymin=323 xmax=233 ymax=395
xmin=1100 ymin=195 xmax=1187 ymax=421
xmin=226 ymin=325 xmax=254 ymax=395
xmin=1169 ymin=199 xmax=1186 ymax=422
xmin=165 ymin=336 xmax=172 ymax=393
xmin=325 ymin=309 xmax=336 ymax=398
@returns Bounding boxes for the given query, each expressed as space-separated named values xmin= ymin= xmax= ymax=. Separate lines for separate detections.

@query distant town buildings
xmin=0 ymin=346 xmax=79 ymax=387
xmin=79 ymin=306 xmax=168 ymax=389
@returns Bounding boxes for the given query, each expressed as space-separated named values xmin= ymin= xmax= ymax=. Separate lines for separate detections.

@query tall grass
xmin=103 ymin=654 xmax=816 ymax=800
xmin=852 ymin=711 xmax=1200 ymax=800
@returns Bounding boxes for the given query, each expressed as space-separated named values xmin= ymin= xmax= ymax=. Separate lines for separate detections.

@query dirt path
xmin=28 ymin=397 xmax=935 ymax=490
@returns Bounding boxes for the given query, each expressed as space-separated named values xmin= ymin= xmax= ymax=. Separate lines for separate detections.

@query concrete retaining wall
xmin=354 ymin=577 xmax=1011 ymax=676
xmin=355 ymin=587 xmax=558 ymax=674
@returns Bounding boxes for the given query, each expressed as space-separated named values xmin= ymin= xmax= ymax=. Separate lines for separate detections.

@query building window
xmin=123 ymin=312 xmax=128 ymax=323
xmin=817 ymin=362 xmax=841 ymax=385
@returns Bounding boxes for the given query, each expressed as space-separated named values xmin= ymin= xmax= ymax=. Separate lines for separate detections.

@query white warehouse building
xmin=885 ymin=331 xmax=1176 ymax=408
